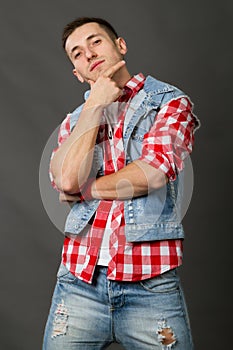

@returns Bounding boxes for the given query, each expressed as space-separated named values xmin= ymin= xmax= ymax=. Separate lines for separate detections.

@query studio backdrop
xmin=0 ymin=1 xmax=232 ymax=349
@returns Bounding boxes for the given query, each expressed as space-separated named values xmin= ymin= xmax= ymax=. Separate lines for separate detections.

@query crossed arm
xmin=58 ymin=160 xmax=167 ymax=202
xmin=51 ymin=109 xmax=167 ymax=201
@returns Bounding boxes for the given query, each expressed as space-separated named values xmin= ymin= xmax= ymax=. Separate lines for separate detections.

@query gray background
xmin=1 ymin=1 xmax=232 ymax=349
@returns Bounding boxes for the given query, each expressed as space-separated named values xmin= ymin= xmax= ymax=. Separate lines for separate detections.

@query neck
xmin=113 ymin=65 xmax=132 ymax=89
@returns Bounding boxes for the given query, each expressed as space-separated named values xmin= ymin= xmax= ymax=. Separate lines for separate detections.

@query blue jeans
xmin=43 ymin=264 xmax=193 ymax=349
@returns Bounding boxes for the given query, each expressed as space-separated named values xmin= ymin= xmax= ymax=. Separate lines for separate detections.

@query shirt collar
xmin=119 ymin=73 xmax=145 ymax=102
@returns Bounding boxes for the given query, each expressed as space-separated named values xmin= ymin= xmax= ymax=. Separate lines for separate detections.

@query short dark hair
xmin=62 ymin=17 xmax=119 ymax=50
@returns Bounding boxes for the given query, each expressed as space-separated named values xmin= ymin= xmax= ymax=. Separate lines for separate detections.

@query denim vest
xmin=65 ymin=75 xmax=188 ymax=242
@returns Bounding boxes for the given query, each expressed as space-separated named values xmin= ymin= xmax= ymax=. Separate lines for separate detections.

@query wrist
xmin=83 ymin=98 xmax=106 ymax=112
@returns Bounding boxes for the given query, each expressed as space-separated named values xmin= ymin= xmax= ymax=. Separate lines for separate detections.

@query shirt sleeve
xmin=139 ymin=96 xmax=200 ymax=180
xmin=49 ymin=114 xmax=71 ymax=190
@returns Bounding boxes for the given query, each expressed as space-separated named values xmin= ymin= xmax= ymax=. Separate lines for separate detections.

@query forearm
xmin=91 ymin=160 xmax=167 ymax=200
xmin=51 ymin=103 xmax=103 ymax=193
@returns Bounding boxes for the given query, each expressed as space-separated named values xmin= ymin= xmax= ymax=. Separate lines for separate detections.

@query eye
xmin=74 ymin=52 xmax=81 ymax=59
xmin=92 ymin=39 xmax=101 ymax=45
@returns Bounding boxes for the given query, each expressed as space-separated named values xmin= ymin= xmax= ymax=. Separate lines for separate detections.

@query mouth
xmin=90 ymin=60 xmax=105 ymax=72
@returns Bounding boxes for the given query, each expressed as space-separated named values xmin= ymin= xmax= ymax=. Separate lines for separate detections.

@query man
xmin=43 ymin=17 xmax=199 ymax=349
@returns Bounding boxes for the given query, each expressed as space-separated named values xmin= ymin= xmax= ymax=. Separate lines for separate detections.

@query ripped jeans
xmin=42 ymin=264 xmax=194 ymax=349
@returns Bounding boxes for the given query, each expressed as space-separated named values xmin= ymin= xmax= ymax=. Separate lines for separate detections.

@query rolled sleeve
xmin=49 ymin=114 xmax=71 ymax=190
xmin=139 ymin=96 xmax=200 ymax=180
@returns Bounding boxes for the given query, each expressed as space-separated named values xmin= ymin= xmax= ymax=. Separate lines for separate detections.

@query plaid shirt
xmin=50 ymin=73 xmax=198 ymax=284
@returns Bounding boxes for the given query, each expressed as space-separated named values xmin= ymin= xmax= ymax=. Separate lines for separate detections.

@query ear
xmin=115 ymin=37 xmax=127 ymax=55
xmin=73 ymin=68 xmax=84 ymax=83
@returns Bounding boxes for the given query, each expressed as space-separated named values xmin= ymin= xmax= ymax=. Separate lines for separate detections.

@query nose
xmin=85 ymin=47 xmax=97 ymax=61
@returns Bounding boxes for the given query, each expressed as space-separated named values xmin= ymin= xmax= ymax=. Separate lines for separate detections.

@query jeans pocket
xmin=57 ymin=263 xmax=77 ymax=283
xmin=139 ymin=268 xmax=179 ymax=293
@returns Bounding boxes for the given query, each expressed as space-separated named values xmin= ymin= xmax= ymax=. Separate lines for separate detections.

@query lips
xmin=90 ymin=60 xmax=105 ymax=72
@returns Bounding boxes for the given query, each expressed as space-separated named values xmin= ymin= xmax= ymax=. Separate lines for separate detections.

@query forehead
xmin=65 ymin=22 xmax=108 ymax=51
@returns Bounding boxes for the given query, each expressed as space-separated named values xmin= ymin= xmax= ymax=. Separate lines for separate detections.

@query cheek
xmin=74 ymin=62 xmax=87 ymax=76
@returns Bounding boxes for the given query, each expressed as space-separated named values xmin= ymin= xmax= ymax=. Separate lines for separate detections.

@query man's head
xmin=62 ymin=17 xmax=128 ymax=84
xmin=62 ymin=17 xmax=119 ymax=50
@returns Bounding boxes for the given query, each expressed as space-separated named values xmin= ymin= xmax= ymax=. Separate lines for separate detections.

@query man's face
xmin=65 ymin=22 xmax=127 ymax=83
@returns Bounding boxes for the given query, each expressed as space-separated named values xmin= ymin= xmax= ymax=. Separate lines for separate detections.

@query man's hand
xmin=85 ymin=60 xmax=126 ymax=108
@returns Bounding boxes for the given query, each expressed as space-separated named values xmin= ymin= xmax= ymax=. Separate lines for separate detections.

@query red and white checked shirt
xmin=50 ymin=73 xmax=199 ymax=284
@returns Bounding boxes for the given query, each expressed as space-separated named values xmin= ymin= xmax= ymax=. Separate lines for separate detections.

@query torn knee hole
xmin=157 ymin=320 xmax=176 ymax=347
xmin=52 ymin=299 xmax=69 ymax=339
xmin=158 ymin=327 xmax=176 ymax=345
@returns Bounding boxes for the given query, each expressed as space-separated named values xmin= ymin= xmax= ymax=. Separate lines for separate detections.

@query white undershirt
xmin=97 ymin=90 xmax=146 ymax=266
xmin=97 ymin=202 xmax=117 ymax=266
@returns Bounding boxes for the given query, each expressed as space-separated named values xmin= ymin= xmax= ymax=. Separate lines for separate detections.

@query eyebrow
xmin=70 ymin=33 xmax=101 ymax=55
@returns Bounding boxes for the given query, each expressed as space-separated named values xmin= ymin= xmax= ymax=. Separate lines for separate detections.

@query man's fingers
xmin=59 ymin=192 xmax=81 ymax=203
xmin=87 ymin=79 xmax=95 ymax=88
xmin=88 ymin=60 xmax=125 ymax=87
xmin=103 ymin=60 xmax=125 ymax=78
